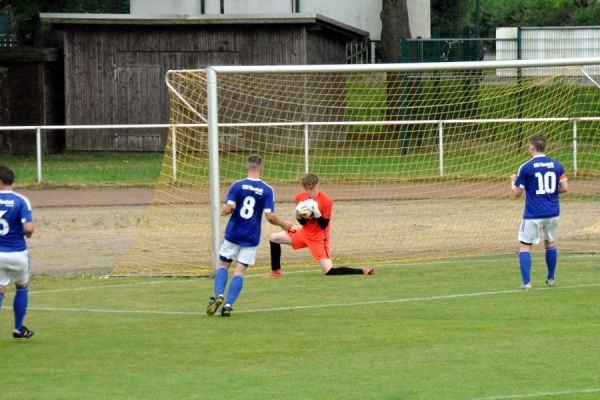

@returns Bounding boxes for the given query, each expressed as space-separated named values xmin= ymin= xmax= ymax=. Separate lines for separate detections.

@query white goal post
xmin=198 ymin=58 xmax=600 ymax=270
xmin=114 ymin=57 xmax=600 ymax=276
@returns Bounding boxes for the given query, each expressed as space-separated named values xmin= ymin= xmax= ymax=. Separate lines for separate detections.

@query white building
xmin=130 ymin=0 xmax=431 ymax=40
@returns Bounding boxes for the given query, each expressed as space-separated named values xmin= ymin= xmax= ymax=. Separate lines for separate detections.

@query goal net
xmin=113 ymin=59 xmax=600 ymax=276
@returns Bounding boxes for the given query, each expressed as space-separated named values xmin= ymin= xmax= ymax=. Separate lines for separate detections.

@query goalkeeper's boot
xmin=221 ymin=304 xmax=233 ymax=317
xmin=265 ymin=269 xmax=283 ymax=278
xmin=546 ymin=279 xmax=555 ymax=287
xmin=206 ymin=295 xmax=224 ymax=316
xmin=13 ymin=326 xmax=34 ymax=339
xmin=362 ymin=267 xmax=374 ymax=276
xmin=520 ymin=283 xmax=532 ymax=290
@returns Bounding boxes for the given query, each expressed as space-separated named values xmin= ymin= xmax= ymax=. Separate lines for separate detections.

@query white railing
xmin=1 ymin=118 xmax=595 ymax=184
xmin=0 ymin=124 xmax=207 ymax=184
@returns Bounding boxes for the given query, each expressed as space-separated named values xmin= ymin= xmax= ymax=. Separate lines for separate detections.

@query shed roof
xmin=39 ymin=13 xmax=369 ymax=39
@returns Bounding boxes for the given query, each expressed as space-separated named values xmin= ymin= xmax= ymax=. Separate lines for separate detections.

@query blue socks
xmin=214 ymin=268 xmax=228 ymax=297
xmin=519 ymin=252 xmax=532 ymax=285
xmin=546 ymin=247 xmax=558 ymax=280
xmin=0 ymin=292 xmax=4 ymax=310
xmin=13 ymin=287 xmax=28 ymax=331
xmin=225 ymin=275 xmax=244 ymax=306
xmin=214 ymin=268 xmax=245 ymax=307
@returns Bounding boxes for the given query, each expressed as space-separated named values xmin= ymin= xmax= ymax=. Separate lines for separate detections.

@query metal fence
xmin=400 ymin=26 xmax=600 ymax=64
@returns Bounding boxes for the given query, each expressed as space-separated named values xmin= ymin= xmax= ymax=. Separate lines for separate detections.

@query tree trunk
xmin=380 ymin=0 xmax=412 ymax=149
xmin=380 ymin=0 xmax=411 ymax=63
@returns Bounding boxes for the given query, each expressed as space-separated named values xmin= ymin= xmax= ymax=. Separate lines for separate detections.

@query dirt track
xmin=19 ymin=185 xmax=600 ymax=276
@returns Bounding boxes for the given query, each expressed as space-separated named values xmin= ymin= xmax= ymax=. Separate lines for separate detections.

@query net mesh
xmin=112 ymin=65 xmax=600 ymax=276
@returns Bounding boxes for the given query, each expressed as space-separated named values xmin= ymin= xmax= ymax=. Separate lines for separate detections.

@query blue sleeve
xmin=19 ymin=199 xmax=32 ymax=223
xmin=264 ymin=187 xmax=275 ymax=213
xmin=557 ymin=163 xmax=565 ymax=178
xmin=226 ymin=183 xmax=239 ymax=205
xmin=515 ymin=165 xmax=527 ymax=188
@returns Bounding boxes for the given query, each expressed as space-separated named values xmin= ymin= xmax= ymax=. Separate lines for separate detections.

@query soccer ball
xmin=295 ymin=199 xmax=316 ymax=219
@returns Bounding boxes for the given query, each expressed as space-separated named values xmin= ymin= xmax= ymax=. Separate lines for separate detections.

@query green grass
xmin=5 ymin=141 xmax=599 ymax=189
xmin=4 ymin=152 xmax=163 ymax=187
xmin=1 ymin=254 xmax=599 ymax=399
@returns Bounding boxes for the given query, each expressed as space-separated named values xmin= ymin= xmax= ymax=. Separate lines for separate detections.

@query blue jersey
xmin=0 ymin=190 xmax=33 ymax=252
xmin=515 ymin=155 xmax=567 ymax=219
xmin=224 ymin=178 xmax=275 ymax=247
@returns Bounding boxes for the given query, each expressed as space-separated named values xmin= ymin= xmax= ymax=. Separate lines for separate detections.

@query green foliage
xmin=480 ymin=0 xmax=600 ymax=37
xmin=1 ymin=0 xmax=129 ymax=41
xmin=431 ymin=0 xmax=475 ymax=37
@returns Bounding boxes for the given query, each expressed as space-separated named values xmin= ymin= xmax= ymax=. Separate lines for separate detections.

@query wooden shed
xmin=40 ymin=13 xmax=369 ymax=151
xmin=0 ymin=46 xmax=64 ymax=154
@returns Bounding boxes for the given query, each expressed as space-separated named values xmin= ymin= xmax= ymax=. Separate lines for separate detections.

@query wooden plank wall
xmin=63 ymin=24 xmax=353 ymax=151
xmin=0 ymin=60 xmax=63 ymax=154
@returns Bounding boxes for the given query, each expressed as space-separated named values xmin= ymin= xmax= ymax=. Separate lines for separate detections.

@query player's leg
xmin=267 ymin=230 xmax=297 ymax=277
xmin=0 ymin=263 xmax=8 ymax=332
xmin=222 ymin=263 xmax=247 ymax=317
xmin=222 ymin=246 xmax=256 ymax=317
xmin=325 ymin=262 xmax=373 ymax=275
xmin=306 ymin=241 xmax=373 ymax=276
xmin=517 ymin=219 xmax=540 ymax=289
xmin=518 ymin=243 xmax=533 ymax=289
xmin=7 ymin=251 xmax=33 ymax=338
xmin=543 ymin=217 xmax=559 ymax=286
xmin=0 ymin=285 xmax=4 ymax=315
xmin=208 ymin=241 xmax=236 ymax=316
xmin=13 ymin=283 xmax=33 ymax=338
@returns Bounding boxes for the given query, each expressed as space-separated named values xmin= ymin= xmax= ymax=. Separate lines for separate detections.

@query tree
xmin=1 ymin=0 xmax=129 ymax=42
xmin=431 ymin=0 xmax=475 ymax=37
xmin=380 ymin=0 xmax=411 ymax=63
xmin=480 ymin=0 xmax=600 ymax=38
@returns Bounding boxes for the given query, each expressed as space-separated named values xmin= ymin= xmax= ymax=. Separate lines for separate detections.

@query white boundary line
xmin=28 ymin=253 xmax=598 ymax=296
xmin=29 ymin=253 xmax=598 ymax=295
xmin=28 ymin=282 xmax=600 ymax=317
xmin=473 ymin=387 xmax=600 ymax=400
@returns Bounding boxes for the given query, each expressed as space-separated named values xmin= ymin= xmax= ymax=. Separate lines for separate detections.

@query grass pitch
xmin=1 ymin=254 xmax=599 ymax=400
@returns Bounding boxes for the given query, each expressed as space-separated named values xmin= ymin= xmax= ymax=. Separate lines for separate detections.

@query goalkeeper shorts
xmin=0 ymin=250 xmax=30 ymax=287
xmin=288 ymin=229 xmax=330 ymax=260
xmin=518 ymin=217 xmax=559 ymax=245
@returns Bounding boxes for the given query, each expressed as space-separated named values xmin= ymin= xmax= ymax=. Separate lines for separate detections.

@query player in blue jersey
xmin=510 ymin=135 xmax=568 ymax=290
xmin=0 ymin=166 xmax=35 ymax=338
xmin=206 ymin=155 xmax=293 ymax=317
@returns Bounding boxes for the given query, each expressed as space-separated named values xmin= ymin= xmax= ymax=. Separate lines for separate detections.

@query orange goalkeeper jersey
xmin=295 ymin=191 xmax=333 ymax=241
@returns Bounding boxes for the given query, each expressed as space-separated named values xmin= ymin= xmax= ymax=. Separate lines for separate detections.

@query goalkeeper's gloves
xmin=308 ymin=201 xmax=321 ymax=219
xmin=295 ymin=201 xmax=313 ymax=219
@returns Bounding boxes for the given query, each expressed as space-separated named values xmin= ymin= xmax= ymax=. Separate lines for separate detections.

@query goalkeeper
xmin=268 ymin=173 xmax=373 ymax=277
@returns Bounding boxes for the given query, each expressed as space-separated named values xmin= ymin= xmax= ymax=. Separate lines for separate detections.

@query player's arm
xmin=307 ymin=200 xmax=330 ymax=229
xmin=222 ymin=202 xmax=235 ymax=216
xmin=21 ymin=206 xmax=34 ymax=238
xmin=265 ymin=212 xmax=293 ymax=231
xmin=23 ymin=222 xmax=33 ymax=238
xmin=558 ymin=174 xmax=569 ymax=194
xmin=510 ymin=174 xmax=524 ymax=197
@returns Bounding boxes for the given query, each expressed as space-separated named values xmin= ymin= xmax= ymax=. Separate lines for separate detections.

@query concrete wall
xmin=129 ymin=0 xmax=431 ymax=40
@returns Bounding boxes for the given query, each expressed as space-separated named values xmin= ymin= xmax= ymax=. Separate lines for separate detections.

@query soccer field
xmin=1 ymin=254 xmax=599 ymax=400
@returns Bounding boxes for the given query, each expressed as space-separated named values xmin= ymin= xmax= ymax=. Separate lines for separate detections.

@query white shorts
xmin=219 ymin=239 xmax=258 ymax=266
xmin=518 ymin=217 xmax=559 ymax=245
xmin=0 ymin=250 xmax=30 ymax=287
